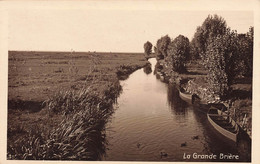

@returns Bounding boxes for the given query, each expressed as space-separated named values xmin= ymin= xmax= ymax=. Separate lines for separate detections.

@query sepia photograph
xmin=1 ymin=0 xmax=260 ymax=163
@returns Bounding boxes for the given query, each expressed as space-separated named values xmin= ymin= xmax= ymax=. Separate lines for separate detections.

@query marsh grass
xmin=7 ymin=52 xmax=122 ymax=160
xmin=8 ymin=80 xmax=121 ymax=160
xmin=116 ymin=63 xmax=149 ymax=80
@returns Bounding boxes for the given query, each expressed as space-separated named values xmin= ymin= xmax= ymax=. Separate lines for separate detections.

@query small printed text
xmin=183 ymin=152 xmax=239 ymax=160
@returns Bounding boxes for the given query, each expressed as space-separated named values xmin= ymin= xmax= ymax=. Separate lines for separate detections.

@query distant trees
xmin=155 ymin=35 xmax=171 ymax=59
xmin=143 ymin=41 xmax=153 ymax=56
xmin=154 ymin=34 xmax=190 ymax=73
xmin=166 ymin=35 xmax=190 ymax=73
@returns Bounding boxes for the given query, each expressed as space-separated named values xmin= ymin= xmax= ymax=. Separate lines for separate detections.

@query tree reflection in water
xmin=143 ymin=63 xmax=152 ymax=75
xmin=167 ymin=83 xmax=188 ymax=115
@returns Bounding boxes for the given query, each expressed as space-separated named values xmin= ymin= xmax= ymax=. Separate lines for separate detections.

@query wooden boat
xmin=178 ymin=87 xmax=202 ymax=104
xmin=207 ymin=106 xmax=239 ymax=142
xmin=179 ymin=87 xmax=193 ymax=104
xmin=159 ymin=73 xmax=164 ymax=81
xmin=156 ymin=71 xmax=165 ymax=82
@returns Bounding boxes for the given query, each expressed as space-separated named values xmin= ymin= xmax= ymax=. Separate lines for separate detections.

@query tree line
xmin=144 ymin=14 xmax=253 ymax=100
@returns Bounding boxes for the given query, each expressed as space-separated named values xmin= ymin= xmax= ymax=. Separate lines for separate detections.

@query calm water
xmin=102 ymin=58 xmax=241 ymax=162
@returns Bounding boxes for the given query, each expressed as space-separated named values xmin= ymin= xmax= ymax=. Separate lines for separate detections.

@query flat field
xmin=8 ymin=51 xmax=149 ymax=151
xmin=8 ymin=51 xmax=148 ymax=102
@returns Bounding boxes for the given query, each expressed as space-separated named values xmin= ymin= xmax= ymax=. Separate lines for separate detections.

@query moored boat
xmin=178 ymin=87 xmax=193 ymax=104
xmin=178 ymin=87 xmax=202 ymax=104
xmin=207 ymin=106 xmax=239 ymax=142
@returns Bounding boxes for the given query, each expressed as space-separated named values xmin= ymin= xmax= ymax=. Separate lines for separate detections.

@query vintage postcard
xmin=1 ymin=0 xmax=259 ymax=164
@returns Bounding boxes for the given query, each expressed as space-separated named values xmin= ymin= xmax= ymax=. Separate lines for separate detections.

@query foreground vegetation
xmin=8 ymin=51 xmax=149 ymax=160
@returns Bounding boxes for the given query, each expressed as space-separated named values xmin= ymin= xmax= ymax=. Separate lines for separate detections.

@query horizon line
xmin=8 ymin=50 xmax=146 ymax=54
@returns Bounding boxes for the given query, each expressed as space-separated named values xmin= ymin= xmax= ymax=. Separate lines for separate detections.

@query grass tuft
xmin=8 ymin=80 xmax=121 ymax=160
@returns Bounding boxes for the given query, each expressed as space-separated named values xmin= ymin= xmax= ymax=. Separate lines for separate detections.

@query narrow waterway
xmin=103 ymin=58 xmax=241 ymax=162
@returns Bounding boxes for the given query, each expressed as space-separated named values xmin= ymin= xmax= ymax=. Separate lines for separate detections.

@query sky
xmin=8 ymin=3 xmax=254 ymax=53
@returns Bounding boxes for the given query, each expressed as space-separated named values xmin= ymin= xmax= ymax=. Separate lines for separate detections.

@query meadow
xmin=8 ymin=51 xmax=150 ymax=160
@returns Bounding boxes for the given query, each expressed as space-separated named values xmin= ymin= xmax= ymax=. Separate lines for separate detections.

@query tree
xmin=166 ymin=35 xmax=190 ymax=73
xmin=204 ymin=25 xmax=253 ymax=99
xmin=143 ymin=41 xmax=153 ymax=56
xmin=243 ymin=26 xmax=253 ymax=77
xmin=228 ymin=27 xmax=253 ymax=78
xmin=205 ymin=29 xmax=238 ymax=99
xmin=190 ymin=39 xmax=200 ymax=60
xmin=153 ymin=46 xmax=162 ymax=60
xmin=191 ymin=15 xmax=227 ymax=65
xmin=155 ymin=35 xmax=171 ymax=59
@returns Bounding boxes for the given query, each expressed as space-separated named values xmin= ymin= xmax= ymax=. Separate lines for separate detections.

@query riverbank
xmin=7 ymin=51 xmax=150 ymax=160
xmin=154 ymin=59 xmax=252 ymax=138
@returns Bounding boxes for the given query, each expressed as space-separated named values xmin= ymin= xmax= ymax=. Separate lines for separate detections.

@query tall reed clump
xmin=7 ymin=79 xmax=122 ymax=160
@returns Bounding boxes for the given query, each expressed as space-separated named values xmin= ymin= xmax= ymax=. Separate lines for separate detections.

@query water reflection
xmin=153 ymin=62 xmax=163 ymax=75
xmin=103 ymin=58 xmax=247 ymax=162
xmin=167 ymin=83 xmax=188 ymax=115
xmin=143 ymin=63 xmax=152 ymax=74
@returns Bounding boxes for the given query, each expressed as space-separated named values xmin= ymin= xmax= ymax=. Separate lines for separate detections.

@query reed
xmin=7 ymin=79 xmax=121 ymax=160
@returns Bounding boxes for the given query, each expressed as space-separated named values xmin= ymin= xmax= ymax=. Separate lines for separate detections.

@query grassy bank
xmin=8 ymin=51 xmax=149 ymax=160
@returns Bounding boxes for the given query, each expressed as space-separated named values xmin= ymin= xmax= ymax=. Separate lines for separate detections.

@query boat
xmin=207 ymin=106 xmax=239 ymax=142
xmin=179 ymin=87 xmax=193 ymax=104
xmin=178 ymin=87 xmax=202 ymax=104
xmin=159 ymin=73 xmax=165 ymax=81
xmin=155 ymin=71 xmax=165 ymax=82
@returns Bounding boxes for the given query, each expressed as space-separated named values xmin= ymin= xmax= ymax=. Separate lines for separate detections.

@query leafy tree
xmin=153 ymin=46 xmax=163 ymax=60
xmin=230 ymin=27 xmax=253 ymax=78
xmin=191 ymin=15 xmax=227 ymax=64
xmin=233 ymin=34 xmax=249 ymax=77
xmin=243 ymin=26 xmax=253 ymax=77
xmin=204 ymin=25 xmax=253 ymax=99
xmin=166 ymin=35 xmax=190 ymax=73
xmin=155 ymin=35 xmax=171 ymax=59
xmin=190 ymin=39 xmax=200 ymax=60
xmin=205 ymin=29 xmax=238 ymax=99
xmin=143 ymin=41 xmax=153 ymax=56
xmin=206 ymin=37 xmax=228 ymax=98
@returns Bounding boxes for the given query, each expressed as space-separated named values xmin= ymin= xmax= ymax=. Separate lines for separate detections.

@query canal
xmin=102 ymin=58 xmax=243 ymax=162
